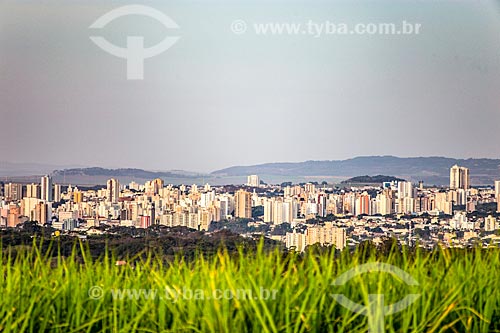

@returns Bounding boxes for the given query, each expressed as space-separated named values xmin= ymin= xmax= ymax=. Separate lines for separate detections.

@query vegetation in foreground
xmin=0 ymin=239 xmax=499 ymax=332
xmin=0 ymin=223 xmax=281 ymax=261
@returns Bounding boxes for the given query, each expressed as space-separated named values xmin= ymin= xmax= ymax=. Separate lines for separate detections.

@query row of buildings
xmin=1 ymin=166 xmax=500 ymax=251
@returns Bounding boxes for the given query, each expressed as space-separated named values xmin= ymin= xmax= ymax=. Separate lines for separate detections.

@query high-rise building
xmin=285 ymin=230 xmax=307 ymax=252
xmin=355 ymin=192 xmax=371 ymax=216
xmin=449 ymin=165 xmax=470 ymax=190
xmin=304 ymin=183 xmax=316 ymax=194
xmin=22 ymin=197 xmax=39 ymax=219
xmin=495 ymin=180 xmax=500 ymax=197
xmin=397 ymin=181 xmax=415 ymax=214
xmin=4 ymin=183 xmax=23 ymax=201
xmin=35 ymin=202 xmax=49 ymax=225
xmin=283 ymin=199 xmax=297 ymax=222
xmin=140 ymin=216 xmax=151 ymax=228
xmin=303 ymin=223 xmax=346 ymax=250
xmin=26 ymin=183 xmax=40 ymax=199
xmin=247 ymin=175 xmax=260 ymax=187
xmin=456 ymin=189 xmax=467 ymax=206
xmin=398 ymin=181 xmax=414 ymax=199
xmin=73 ymin=190 xmax=83 ymax=203
xmin=485 ymin=215 xmax=497 ymax=232
xmin=497 ymin=194 xmax=500 ymax=213
xmin=63 ymin=219 xmax=78 ymax=231
xmin=415 ymin=195 xmax=430 ymax=213
xmin=263 ymin=199 xmax=273 ymax=223
xmin=234 ymin=189 xmax=252 ymax=218
xmin=54 ymin=184 xmax=61 ymax=202
xmin=434 ymin=192 xmax=453 ymax=215
xmin=41 ymin=175 xmax=53 ymax=202
xmin=145 ymin=178 xmax=164 ymax=196
xmin=200 ymin=191 xmax=215 ymax=208
xmin=199 ymin=210 xmax=212 ymax=231
xmin=377 ymin=190 xmax=394 ymax=216
xmin=106 ymin=178 xmax=120 ymax=204
xmin=128 ymin=181 xmax=140 ymax=191
xmin=7 ymin=205 xmax=21 ymax=227
xmin=217 ymin=196 xmax=230 ymax=220
xmin=398 ymin=197 xmax=415 ymax=214
xmin=273 ymin=200 xmax=284 ymax=224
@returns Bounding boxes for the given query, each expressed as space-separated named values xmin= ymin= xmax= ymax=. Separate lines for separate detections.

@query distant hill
xmin=341 ymin=175 xmax=405 ymax=184
xmin=52 ymin=167 xmax=197 ymax=179
xmin=212 ymin=156 xmax=500 ymax=185
xmin=51 ymin=168 xmax=204 ymax=185
xmin=3 ymin=156 xmax=500 ymax=186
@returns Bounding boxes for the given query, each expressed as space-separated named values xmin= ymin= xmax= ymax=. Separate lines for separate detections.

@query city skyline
xmin=1 ymin=164 xmax=499 ymax=247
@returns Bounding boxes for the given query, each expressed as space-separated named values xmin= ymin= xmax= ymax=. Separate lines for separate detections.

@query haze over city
xmin=1 ymin=0 xmax=500 ymax=172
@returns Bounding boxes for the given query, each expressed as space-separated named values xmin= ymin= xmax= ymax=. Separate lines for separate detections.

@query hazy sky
xmin=1 ymin=0 xmax=499 ymax=172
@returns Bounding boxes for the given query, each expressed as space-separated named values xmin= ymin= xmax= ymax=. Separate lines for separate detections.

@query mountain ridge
xmin=52 ymin=167 xmax=202 ymax=179
xmin=211 ymin=156 xmax=500 ymax=185
xmin=2 ymin=156 xmax=499 ymax=186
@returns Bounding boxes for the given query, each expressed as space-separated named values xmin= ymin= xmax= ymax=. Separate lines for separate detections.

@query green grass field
xmin=1 ymin=240 xmax=499 ymax=332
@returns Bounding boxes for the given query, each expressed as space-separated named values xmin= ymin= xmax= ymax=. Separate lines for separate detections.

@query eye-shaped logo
xmin=89 ymin=5 xmax=180 ymax=80
xmin=330 ymin=262 xmax=420 ymax=333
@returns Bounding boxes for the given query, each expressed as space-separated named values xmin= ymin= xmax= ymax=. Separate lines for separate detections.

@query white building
xmin=485 ymin=215 xmax=498 ymax=232
xmin=285 ymin=231 xmax=307 ymax=252
xmin=450 ymin=165 xmax=470 ymax=190
xmin=41 ymin=175 xmax=53 ymax=202
xmin=106 ymin=178 xmax=120 ymax=204
xmin=247 ymin=175 xmax=260 ymax=187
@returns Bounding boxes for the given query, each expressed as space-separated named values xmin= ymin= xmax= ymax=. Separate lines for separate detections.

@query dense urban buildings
xmin=0 ymin=164 xmax=499 ymax=250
